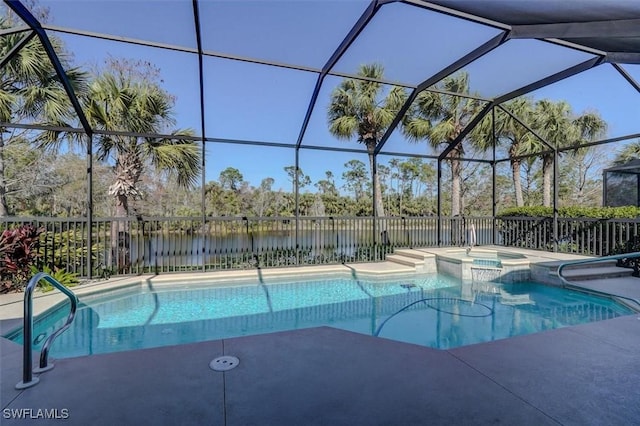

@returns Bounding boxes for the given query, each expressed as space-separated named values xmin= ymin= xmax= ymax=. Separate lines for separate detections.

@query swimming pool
xmin=6 ymin=273 xmax=633 ymax=357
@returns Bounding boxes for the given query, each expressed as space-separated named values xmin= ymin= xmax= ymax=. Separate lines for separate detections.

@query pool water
xmin=6 ymin=274 xmax=633 ymax=358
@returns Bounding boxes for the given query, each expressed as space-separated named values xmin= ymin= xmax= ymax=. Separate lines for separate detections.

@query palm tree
xmin=531 ymin=100 xmax=574 ymax=207
xmin=612 ymin=140 xmax=640 ymax=166
xmin=403 ymin=72 xmax=483 ymax=216
xmin=41 ymin=59 xmax=201 ymax=272
xmin=474 ymin=98 xmax=536 ymax=207
xmin=92 ymin=73 xmax=199 ymax=217
xmin=44 ymin=60 xmax=201 ymax=218
xmin=531 ymin=100 xmax=606 ymax=207
xmin=0 ymin=17 xmax=86 ymax=216
xmin=328 ymin=63 xmax=406 ymax=217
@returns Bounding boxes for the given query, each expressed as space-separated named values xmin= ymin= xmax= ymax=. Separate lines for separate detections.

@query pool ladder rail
xmin=557 ymin=251 xmax=640 ymax=312
xmin=15 ymin=272 xmax=79 ymax=390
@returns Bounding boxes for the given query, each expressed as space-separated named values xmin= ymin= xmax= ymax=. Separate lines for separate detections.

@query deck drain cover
xmin=210 ymin=356 xmax=240 ymax=372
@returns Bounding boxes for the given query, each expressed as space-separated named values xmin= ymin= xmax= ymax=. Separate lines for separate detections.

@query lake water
xmin=119 ymin=225 xmax=494 ymax=268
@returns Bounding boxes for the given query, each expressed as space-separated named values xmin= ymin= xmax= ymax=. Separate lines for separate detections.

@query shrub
xmin=497 ymin=206 xmax=640 ymax=219
xmin=0 ymin=224 xmax=44 ymax=293
xmin=38 ymin=228 xmax=104 ymax=276
xmin=39 ymin=228 xmax=89 ymax=271
xmin=30 ymin=265 xmax=79 ymax=292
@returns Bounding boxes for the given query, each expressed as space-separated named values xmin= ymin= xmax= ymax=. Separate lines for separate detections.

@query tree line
xmin=328 ymin=64 xmax=609 ymax=218
xmin=1 ymin=144 xmax=608 ymax=218
xmin=0 ymin=8 xmax=619 ymax=219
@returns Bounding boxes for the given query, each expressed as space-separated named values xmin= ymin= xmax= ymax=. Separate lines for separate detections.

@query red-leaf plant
xmin=0 ymin=225 xmax=44 ymax=293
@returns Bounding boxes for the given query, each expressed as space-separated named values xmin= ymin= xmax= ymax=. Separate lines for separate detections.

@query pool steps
xmin=531 ymin=259 xmax=635 ymax=286
xmin=385 ymin=249 xmax=437 ymax=274
xmin=560 ymin=264 xmax=633 ymax=280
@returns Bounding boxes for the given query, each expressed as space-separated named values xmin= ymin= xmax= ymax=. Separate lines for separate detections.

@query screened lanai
xmin=2 ymin=0 xmax=640 ymax=278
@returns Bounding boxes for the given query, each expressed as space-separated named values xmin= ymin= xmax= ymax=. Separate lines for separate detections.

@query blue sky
xmin=26 ymin=0 xmax=640 ymax=192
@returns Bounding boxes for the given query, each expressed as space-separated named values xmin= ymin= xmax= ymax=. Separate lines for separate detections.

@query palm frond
xmin=144 ymin=130 xmax=201 ymax=188
xmin=574 ymin=111 xmax=607 ymax=141
xmin=34 ymin=118 xmax=83 ymax=152
xmin=403 ymin=117 xmax=432 ymax=143
xmin=327 ymin=63 xmax=402 ymax=148
xmin=430 ymin=119 xmax=457 ymax=145
xmin=613 ymin=140 xmax=640 ymax=165
xmin=329 ymin=115 xmax=358 ymax=139
xmin=0 ymin=89 xmax=16 ymax=122
xmin=96 ymin=135 xmax=116 ymax=161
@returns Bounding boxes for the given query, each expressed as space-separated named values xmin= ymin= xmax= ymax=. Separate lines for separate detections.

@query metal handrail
xmin=557 ymin=252 xmax=640 ymax=311
xmin=15 ymin=272 xmax=78 ymax=390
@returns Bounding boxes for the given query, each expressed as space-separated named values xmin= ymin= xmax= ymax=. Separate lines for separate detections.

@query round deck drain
xmin=210 ymin=355 xmax=240 ymax=372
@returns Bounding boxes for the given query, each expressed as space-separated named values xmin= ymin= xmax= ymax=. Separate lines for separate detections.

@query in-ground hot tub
xmin=436 ymin=248 xmax=530 ymax=282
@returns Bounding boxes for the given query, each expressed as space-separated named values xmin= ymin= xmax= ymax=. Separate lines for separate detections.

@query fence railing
xmin=497 ymin=216 xmax=640 ymax=256
xmin=3 ymin=215 xmax=637 ymax=278
xmin=1 ymin=215 xmax=494 ymax=277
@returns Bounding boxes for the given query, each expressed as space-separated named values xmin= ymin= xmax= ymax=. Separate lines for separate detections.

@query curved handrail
xmin=15 ymin=272 xmax=78 ymax=390
xmin=557 ymin=252 xmax=640 ymax=311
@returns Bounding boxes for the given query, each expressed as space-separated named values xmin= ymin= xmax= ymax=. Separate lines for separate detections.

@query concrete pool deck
xmin=1 ymin=247 xmax=639 ymax=425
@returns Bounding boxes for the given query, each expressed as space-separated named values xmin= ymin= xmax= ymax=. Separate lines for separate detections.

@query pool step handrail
xmin=15 ymin=272 xmax=79 ymax=390
xmin=557 ymin=252 xmax=640 ymax=311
